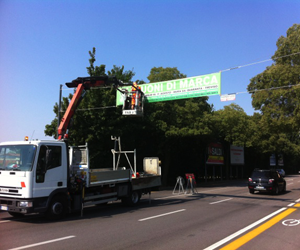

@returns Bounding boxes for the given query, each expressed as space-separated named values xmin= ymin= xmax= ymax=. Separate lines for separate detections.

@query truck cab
xmin=0 ymin=140 xmax=68 ymax=216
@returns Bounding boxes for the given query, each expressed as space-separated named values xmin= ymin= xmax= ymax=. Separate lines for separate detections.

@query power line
xmin=59 ymin=51 xmax=300 ymax=110
xmin=76 ymin=105 xmax=116 ymax=111
xmin=220 ymin=51 xmax=300 ymax=72
xmin=60 ymin=105 xmax=117 ymax=112
xmin=235 ymin=83 xmax=300 ymax=96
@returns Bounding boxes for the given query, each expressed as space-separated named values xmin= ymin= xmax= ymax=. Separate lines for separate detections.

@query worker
xmin=131 ymin=81 xmax=141 ymax=109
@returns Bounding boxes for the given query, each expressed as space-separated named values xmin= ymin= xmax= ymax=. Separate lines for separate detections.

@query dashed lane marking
xmin=8 ymin=236 xmax=76 ymax=250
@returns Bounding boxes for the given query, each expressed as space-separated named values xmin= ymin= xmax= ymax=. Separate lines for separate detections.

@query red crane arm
xmin=57 ymin=76 xmax=122 ymax=140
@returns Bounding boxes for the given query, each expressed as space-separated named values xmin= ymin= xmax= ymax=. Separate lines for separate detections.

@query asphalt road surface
xmin=1 ymin=175 xmax=300 ymax=250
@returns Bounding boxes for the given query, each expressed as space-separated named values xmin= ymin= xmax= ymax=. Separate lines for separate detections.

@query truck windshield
xmin=0 ymin=145 xmax=37 ymax=171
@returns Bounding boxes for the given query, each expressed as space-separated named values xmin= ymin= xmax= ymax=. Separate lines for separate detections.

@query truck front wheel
xmin=122 ymin=191 xmax=141 ymax=206
xmin=46 ymin=195 xmax=67 ymax=220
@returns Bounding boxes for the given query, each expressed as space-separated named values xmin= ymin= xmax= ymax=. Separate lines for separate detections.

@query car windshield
xmin=0 ymin=145 xmax=37 ymax=171
xmin=251 ymin=171 xmax=271 ymax=178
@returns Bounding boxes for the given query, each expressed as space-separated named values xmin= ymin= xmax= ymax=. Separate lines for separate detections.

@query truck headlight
xmin=19 ymin=201 xmax=33 ymax=207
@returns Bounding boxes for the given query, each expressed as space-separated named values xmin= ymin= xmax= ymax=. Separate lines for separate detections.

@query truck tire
xmin=46 ymin=195 xmax=67 ymax=220
xmin=122 ymin=190 xmax=141 ymax=206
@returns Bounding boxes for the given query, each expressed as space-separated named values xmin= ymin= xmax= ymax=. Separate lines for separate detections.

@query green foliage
xmin=147 ymin=67 xmax=186 ymax=83
xmin=209 ymin=104 xmax=255 ymax=147
xmin=247 ymin=24 xmax=300 ymax=156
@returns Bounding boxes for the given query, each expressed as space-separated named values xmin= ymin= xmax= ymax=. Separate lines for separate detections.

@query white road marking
xmin=139 ymin=209 xmax=186 ymax=221
xmin=288 ymin=203 xmax=295 ymax=207
xmin=210 ymin=198 xmax=233 ymax=204
xmin=155 ymin=194 xmax=192 ymax=200
xmin=203 ymin=207 xmax=287 ymax=250
xmin=282 ymin=219 xmax=300 ymax=226
xmin=0 ymin=220 xmax=10 ymax=223
xmin=8 ymin=236 xmax=76 ymax=250
xmin=296 ymin=198 xmax=300 ymax=202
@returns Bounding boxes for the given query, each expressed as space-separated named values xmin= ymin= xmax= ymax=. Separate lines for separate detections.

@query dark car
xmin=248 ymin=169 xmax=286 ymax=195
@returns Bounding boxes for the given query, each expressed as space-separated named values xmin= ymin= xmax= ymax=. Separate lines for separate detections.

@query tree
xmin=210 ymin=104 xmax=254 ymax=147
xmin=45 ymin=48 xmax=136 ymax=167
xmin=144 ymin=67 xmax=214 ymax=184
xmin=247 ymin=24 xmax=300 ymax=164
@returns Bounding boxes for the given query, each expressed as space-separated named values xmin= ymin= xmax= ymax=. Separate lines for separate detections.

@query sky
xmin=0 ymin=0 xmax=299 ymax=142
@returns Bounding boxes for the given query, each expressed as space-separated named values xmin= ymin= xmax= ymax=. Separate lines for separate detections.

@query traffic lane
xmin=0 ymin=188 xmax=289 ymax=244
xmin=218 ymin=203 xmax=300 ymax=250
xmin=199 ymin=176 xmax=300 ymax=206
xmin=159 ymin=179 xmax=300 ymax=249
xmin=13 ymin=196 xmax=275 ymax=250
xmin=1 ymin=178 xmax=299 ymax=250
xmin=0 ymin=190 xmax=268 ymax=250
xmin=3 ymin=193 xmax=294 ymax=250
xmin=203 ymin=176 xmax=300 ymax=249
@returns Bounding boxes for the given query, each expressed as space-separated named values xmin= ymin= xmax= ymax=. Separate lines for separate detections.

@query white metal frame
xmin=111 ymin=136 xmax=137 ymax=177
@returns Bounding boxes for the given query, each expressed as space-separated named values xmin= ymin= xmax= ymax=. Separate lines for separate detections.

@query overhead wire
xmin=59 ymin=51 xmax=300 ymax=112
xmin=220 ymin=51 xmax=300 ymax=72
xmin=219 ymin=51 xmax=300 ymax=97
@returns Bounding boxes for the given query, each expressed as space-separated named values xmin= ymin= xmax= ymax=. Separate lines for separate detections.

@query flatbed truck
xmin=0 ymin=76 xmax=161 ymax=219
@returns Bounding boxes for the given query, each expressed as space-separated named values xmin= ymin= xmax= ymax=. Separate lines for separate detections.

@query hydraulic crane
xmin=57 ymin=75 xmax=124 ymax=140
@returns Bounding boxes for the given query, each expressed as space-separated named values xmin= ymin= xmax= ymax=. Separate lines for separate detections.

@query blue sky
xmin=0 ymin=0 xmax=299 ymax=142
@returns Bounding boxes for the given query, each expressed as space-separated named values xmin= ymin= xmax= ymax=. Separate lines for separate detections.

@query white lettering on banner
xmin=154 ymin=84 xmax=163 ymax=92
xmin=148 ymin=85 xmax=154 ymax=92
xmin=211 ymin=75 xmax=218 ymax=84
xmin=196 ymin=78 xmax=203 ymax=85
xmin=180 ymin=79 xmax=188 ymax=89
xmin=189 ymin=79 xmax=195 ymax=88
xmin=179 ymin=76 xmax=218 ymax=89
xmin=167 ymin=82 xmax=175 ymax=90
xmin=204 ymin=76 xmax=210 ymax=84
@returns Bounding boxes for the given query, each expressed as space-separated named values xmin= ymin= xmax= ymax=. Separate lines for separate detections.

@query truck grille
xmin=0 ymin=186 xmax=22 ymax=196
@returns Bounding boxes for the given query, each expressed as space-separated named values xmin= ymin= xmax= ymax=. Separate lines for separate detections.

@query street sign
xmin=220 ymin=93 xmax=236 ymax=102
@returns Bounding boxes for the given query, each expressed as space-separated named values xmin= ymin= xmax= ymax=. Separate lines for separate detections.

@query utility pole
xmin=57 ymin=84 xmax=62 ymax=139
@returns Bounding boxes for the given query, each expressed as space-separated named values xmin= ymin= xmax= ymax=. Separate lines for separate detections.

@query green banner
xmin=116 ymin=72 xmax=221 ymax=106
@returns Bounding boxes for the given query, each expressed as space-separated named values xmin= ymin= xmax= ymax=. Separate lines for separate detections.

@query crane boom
xmin=57 ymin=76 xmax=123 ymax=140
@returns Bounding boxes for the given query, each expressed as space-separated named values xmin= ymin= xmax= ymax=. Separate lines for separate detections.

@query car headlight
xmin=19 ymin=201 xmax=33 ymax=207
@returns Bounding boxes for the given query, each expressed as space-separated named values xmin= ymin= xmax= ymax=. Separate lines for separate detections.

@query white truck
xmin=0 ymin=76 xmax=161 ymax=219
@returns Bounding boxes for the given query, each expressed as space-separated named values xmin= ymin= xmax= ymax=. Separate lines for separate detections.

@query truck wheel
xmin=8 ymin=212 xmax=24 ymax=218
xmin=46 ymin=195 xmax=67 ymax=220
xmin=122 ymin=191 xmax=141 ymax=206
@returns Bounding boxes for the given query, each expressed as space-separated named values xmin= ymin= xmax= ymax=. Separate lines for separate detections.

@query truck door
xmin=33 ymin=145 xmax=67 ymax=197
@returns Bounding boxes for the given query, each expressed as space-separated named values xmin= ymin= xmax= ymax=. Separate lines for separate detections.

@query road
xmin=1 ymin=175 xmax=300 ymax=250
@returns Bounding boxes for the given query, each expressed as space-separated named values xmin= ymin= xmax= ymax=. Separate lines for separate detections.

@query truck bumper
xmin=0 ymin=197 xmax=35 ymax=214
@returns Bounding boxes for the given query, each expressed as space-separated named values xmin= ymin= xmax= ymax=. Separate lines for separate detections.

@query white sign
xmin=221 ymin=94 xmax=236 ymax=102
xmin=230 ymin=145 xmax=244 ymax=165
